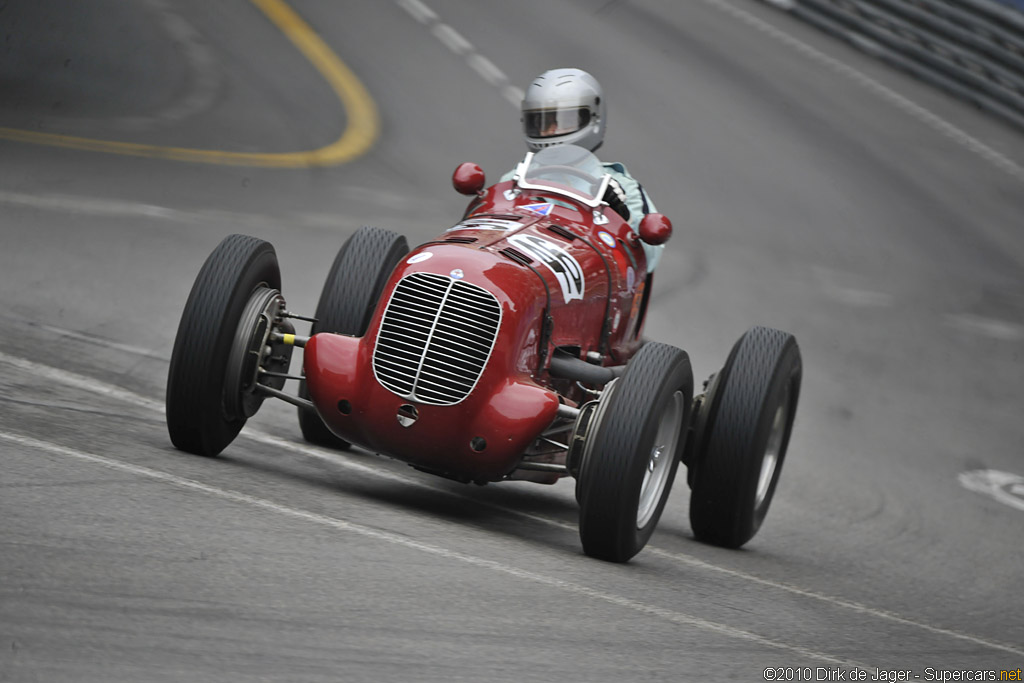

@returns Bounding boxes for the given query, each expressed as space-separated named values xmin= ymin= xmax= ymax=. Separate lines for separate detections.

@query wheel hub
xmin=637 ymin=390 xmax=684 ymax=529
xmin=224 ymin=286 xmax=294 ymax=420
xmin=755 ymin=388 xmax=790 ymax=510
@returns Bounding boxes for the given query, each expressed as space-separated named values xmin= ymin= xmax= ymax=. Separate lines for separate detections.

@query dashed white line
xmin=1 ymin=348 xmax=1022 ymax=657
xmin=466 ymin=54 xmax=506 ymax=87
xmin=432 ymin=23 xmax=473 ymax=55
xmin=395 ymin=0 xmax=436 ymax=24
xmin=501 ymin=85 xmax=525 ymax=107
xmin=395 ymin=0 xmax=522 ymax=108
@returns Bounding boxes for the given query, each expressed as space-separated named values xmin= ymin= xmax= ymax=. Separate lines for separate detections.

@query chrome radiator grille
xmin=373 ymin=272 xmax=502 ymax=405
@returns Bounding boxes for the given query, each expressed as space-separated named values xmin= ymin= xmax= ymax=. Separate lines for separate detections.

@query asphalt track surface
xmin=1 ymin=1 xmax=1023 ymax=681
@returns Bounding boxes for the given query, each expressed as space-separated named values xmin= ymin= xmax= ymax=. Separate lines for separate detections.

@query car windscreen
xmin=516 ymin=145 xmax=608 ymax=206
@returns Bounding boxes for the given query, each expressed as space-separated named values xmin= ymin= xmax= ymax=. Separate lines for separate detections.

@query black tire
xmin=688 ymin=326 xmax=802 ymax=548
xmin=166 ymin=234 xmax=281 ymax=457
xmin=298 ymin=226 xmax=409 ymax=448
xmin=577 ymin=342 xmax=693 ymax=562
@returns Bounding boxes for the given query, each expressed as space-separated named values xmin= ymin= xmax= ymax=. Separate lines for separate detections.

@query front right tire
xmin=577 ymin=342 xmax=693 ymax=562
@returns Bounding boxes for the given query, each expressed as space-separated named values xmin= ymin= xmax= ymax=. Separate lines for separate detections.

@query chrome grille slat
xmin=379 ymin=322 xmax=433 ymax=337
xmin=436 ymin=305 xmax=501 ymax=327
xmin=373 ymin=352 xmax=422 ymax=369
xmin=444 ymin=289 xmax=493 ymax=303
xmin=376 ymin=339 xmax=425 ymax=354
xmin=421 ymin=342 xmax=490 ymax=365
xmin=381 ymin=305 xmax=439 ymax=320
xmin=417 ymin=371 xmax=477 ymax=389
xmin=388 ymin=300 xmax=441 ymax=315
xmin=372 ymin=273 xmax=501 ymax=405
xmin=429 ymin=328 xmax=491 ymax=345
xmin=417 ymin=359 xmax=481 ymax=382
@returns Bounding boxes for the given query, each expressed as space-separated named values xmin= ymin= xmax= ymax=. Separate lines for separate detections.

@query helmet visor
xmin=524 ymin=107 xmax=592 ymax=139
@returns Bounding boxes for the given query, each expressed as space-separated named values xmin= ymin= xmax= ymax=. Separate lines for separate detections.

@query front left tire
xmin=166 ymin=234 xmax=281 ymax=457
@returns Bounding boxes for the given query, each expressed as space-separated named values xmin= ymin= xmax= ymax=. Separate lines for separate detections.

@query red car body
xmin=303 ymin=172 xmax=657 ymax=484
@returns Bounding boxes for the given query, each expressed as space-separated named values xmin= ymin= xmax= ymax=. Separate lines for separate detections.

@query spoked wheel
xmin=167 ymin=234 xmax=293 ymax=457
xmin=687 ymin=326 xmax=802 ymax=548
xmin=577 ymin=342 xmax=693 ymax=563
xmin=298 ymin=226 xmax=409 ymax=448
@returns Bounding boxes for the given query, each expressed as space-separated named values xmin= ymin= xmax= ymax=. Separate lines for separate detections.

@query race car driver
xmin=503 ymin=67 xmax=663 ymax=271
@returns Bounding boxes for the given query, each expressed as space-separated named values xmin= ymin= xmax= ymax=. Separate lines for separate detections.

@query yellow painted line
xmin=0 ymin=0 xmax=378 ymax=167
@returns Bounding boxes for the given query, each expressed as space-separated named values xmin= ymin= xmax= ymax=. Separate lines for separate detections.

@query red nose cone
xmin=452 ymin=162 xmax=486 ymax=195
xmin=639 ymin=213 xmax=672 ymax=245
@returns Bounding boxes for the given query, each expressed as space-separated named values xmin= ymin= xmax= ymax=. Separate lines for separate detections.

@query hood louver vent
xmin=499 ymin=247 xmax=533 ymax=266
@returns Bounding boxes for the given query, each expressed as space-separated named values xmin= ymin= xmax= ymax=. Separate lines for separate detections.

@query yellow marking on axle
xmin=0 ymin=0 xmax=377 ymax=167
xmin=283 ymin=333 xmax=296 ymax=346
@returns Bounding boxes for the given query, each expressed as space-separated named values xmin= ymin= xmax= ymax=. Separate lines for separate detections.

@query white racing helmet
xmin=521 ymin=68 xmax=605 ymax=153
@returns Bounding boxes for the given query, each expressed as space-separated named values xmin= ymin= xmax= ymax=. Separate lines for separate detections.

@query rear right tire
xmin=687 ymin=326 xmax=802 ymax=548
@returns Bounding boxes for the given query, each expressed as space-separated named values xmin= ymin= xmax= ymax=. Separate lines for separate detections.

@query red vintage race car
xmin=165 ymin=145 xmax=802 ymax=563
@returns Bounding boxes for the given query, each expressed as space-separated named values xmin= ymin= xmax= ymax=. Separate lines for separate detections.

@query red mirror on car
xmin=452 ymin=162 xmax=486 ymax=195
xmin=638 ymin=213 xmax=672 ymax=245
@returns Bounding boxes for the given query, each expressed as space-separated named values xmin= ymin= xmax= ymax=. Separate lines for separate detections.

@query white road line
xmin=0 ymin=351 xmax=164 ymax=413
xmin=466 ymin=54 xmax=506 ymax=88
xmin=395 ymin=0 xmax=521 ymax=108
xmin=395 ymin=0 xmax=436 ymax=24
xmin=0 ymin=429 xmax=868 ymax=669
xmin=647 ymin=548 xmax=1024 ymax=656
xmin=432 ymin=23 xmax=473 ymax=56
xmin=945 ymin=313 xmax=1024 ymax=342
xmin=0 ymin=189 xmax=194 ymax=222
xmin=32 ymin=323 xmax=166 ymax=359
xmin=716 ymin=0 xmax=1024 ymax=183
xmin=0 ymin=188 xmax=420 ymax=226
xmin=2 ymin=349 xmax=1022 ymax=657
xmin=811 ymin=266 xmax=894 ymax=308
xmin=959 ymin=470 xmax=1024 ymax=513
xmin=502 ymin=85 xmax=525 ymax=107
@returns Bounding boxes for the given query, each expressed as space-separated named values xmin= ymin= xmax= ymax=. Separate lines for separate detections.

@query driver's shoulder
xmin=601 ymin=161 xmax=632 ymax=177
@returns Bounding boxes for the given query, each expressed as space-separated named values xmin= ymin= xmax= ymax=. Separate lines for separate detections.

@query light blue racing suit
xmin=501 ymin=161 xmax=663 ymax=272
